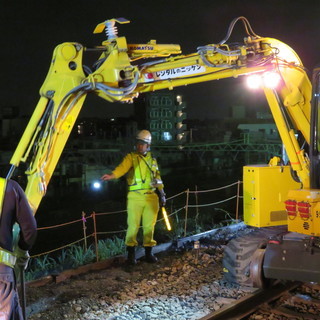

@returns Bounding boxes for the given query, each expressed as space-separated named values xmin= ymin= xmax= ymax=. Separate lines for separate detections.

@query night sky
xmin=0 ymin=0 xmax=319 ymax=120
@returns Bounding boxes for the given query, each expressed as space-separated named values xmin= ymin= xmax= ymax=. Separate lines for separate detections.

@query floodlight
xmin=246 ymin=74 xmax=262 ymax=89
xmin=263 ymin=72 xmax=281 ymax=89
xmin=246 ymin=71 xmax=281 ymax=90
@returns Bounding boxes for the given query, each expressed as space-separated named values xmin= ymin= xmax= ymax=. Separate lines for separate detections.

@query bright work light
xmin=263 ymin=72 xmax=281 ymax=88
xmin=246 ymin=71 xmax=281 ymax=89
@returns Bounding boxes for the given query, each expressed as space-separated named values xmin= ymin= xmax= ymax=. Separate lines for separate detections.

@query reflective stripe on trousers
xmin=126 ymin=191 xmax=159 ymax=247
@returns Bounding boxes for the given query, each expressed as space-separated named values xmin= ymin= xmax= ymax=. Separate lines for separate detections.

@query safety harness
xmin=0 ymin=178 xmax=17 ymax=268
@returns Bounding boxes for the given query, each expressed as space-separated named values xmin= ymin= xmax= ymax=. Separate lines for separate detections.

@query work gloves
xmin=14 ymin=246 xmax=30 ymax=270
xmin=159 ymin=189 xmax=166 ymax=207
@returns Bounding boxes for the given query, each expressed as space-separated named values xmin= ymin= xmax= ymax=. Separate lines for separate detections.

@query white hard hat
xmin=136 ymin=130 xmax=152 ymax=144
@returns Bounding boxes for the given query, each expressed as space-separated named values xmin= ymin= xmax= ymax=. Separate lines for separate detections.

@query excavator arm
xmin=8 ymin=17 xmax=312 ymax=217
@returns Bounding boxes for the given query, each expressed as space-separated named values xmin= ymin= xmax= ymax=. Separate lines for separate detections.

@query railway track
xmin=200 ymin=281 xmax=301 ymax=320
xmin=26 ymin=224 xmax=320 ymax=319
xmin=201 ymin=281 xmax=320 ymax=320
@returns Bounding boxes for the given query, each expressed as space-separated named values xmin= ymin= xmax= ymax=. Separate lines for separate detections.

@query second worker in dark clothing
xmin=0 ymin=178 xmax=37 ymax=320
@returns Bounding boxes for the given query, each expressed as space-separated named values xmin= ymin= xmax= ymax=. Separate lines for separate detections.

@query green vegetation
xmin=26 ymin=210 xmax=236 ymax=282
xmin=26 ymin=236 xmax=125 ymax=282
xmin=97 ymin=237 xmax=126 ymax=260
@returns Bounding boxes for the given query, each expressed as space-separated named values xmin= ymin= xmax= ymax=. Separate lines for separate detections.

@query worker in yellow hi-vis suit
xmin=101 ymin=130 xmax=166 ymax=265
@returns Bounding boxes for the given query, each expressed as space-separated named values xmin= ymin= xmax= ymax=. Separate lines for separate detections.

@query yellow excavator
xmin=6 ymin=16 xmax=320 ymax=287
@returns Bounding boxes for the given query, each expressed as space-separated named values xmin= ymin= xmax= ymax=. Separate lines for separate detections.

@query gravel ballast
xmin=27 ymin=225 xmax=256 ymax=320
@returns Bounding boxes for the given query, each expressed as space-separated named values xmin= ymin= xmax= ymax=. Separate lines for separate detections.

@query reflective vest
xmin=128 ymin=152 xmax=159 ymax=191
xmin=0 ymin=178 xmax=6 ymax=217
xmin=0 ymin=178 xmax=16 ymax=268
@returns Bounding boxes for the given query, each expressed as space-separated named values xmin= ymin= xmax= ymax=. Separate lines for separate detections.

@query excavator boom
xmin=9 ymin=15 xmax=320 ymax=286
xmin=7 ymin=16 xmax=314 ymax=236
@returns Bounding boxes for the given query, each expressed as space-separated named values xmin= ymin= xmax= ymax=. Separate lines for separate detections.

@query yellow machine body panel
xmin=286 ymin=189 xmax=320 ymax=236
xmin=244 ymin=165 xmax=300 ymax=227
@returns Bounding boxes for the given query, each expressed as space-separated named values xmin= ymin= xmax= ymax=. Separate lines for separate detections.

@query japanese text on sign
xmin=144 ymin=64 xmax=206 ymax=82
xmin=155 ymin=65 xmax=205 ymax=79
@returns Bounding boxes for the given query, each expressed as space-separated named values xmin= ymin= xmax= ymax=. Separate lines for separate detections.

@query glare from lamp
xmin=93 ymin=181 xmax=102 ymax=190
xmin=246 ymin=74 xmax=262 ymax=89
xmin=263 ymin=72 xmax=281 ymax=89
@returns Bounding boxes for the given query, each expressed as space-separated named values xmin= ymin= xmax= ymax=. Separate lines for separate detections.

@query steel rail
xmin=199 ymin=281 xmax=301 ymax=320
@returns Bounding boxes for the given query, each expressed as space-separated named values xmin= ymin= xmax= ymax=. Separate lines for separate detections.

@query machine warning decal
xmin=144 ymin=64 xmax=205 ymax=82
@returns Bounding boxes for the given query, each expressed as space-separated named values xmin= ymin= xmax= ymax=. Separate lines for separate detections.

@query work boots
xmin=145 ymin=246 xmax=158 ymax=263
xmin=126 ymin=246 xmax=137 ymax=265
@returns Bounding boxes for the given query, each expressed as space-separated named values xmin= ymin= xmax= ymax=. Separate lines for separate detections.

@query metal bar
xmin=92 ymin=212 xmax=99 ymax=262
xmin=236 ymin=180 xmax=240 ymax=220
xmin=20 ymin=267 xmax=27 ymax=320
xmin=184 ymin=189 xmax=189 ymax=237
xmin=199 ymin=281 xmax=301 ymax=320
